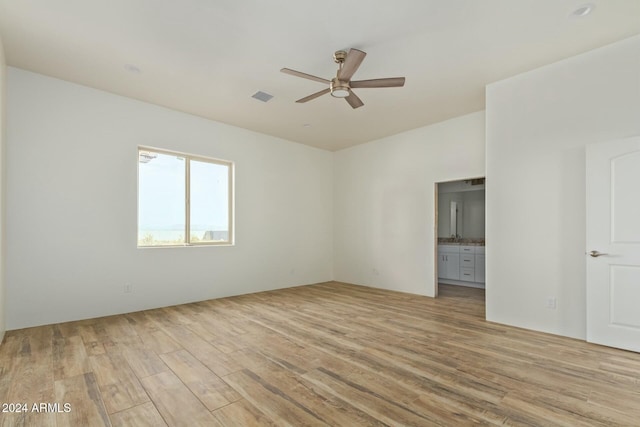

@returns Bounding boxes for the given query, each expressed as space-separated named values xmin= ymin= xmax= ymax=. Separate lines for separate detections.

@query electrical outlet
xmin=124 ymin=283 xmax=133 ymax=294
xmin=545 ymin=297 xmax=557 ymax=309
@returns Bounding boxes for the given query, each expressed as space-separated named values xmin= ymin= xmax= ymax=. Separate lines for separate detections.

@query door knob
xmin=589 ymin=250 xmax=607 ymax=258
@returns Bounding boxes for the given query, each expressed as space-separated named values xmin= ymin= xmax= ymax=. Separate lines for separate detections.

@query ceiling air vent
xmin=251 ymin=91 xmax=274 ymax=102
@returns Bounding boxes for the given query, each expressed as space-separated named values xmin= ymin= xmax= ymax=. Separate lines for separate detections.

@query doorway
xmin=435 ymin=177 xmax=486 ymax=298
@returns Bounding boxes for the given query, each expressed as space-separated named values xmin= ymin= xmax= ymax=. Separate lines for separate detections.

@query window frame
xmin=137 ymin=146 xmax=234 ymax=248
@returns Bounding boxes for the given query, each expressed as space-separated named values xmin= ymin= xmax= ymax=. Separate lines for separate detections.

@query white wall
xmin=486 ymin=35 xmax=640 ymax=339
xmin=6 ymin=69 xmax=333 ymax=330
xmin=0 ymin=38 xmax=6 ymax=341
xmin=333 ymin=112 xmax=485 ymax=295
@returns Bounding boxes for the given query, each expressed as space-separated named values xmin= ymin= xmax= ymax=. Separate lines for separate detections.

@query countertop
xmin=437 ymin=239 xmax=485 ymax=246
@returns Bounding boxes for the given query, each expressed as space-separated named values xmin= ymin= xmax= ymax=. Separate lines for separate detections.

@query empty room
xmin=0 ymin=1 xmax=639 ymax=425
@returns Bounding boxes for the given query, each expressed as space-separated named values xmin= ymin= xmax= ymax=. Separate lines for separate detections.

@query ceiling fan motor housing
xmin=330 ymin=78 xmax=350 ymax=98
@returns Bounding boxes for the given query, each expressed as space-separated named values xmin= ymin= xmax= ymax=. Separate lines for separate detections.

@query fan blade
xmin=345 ymin=91 xmax=364 ymax=109
xmin=338 ymin=49 xmax=366 ymax=81
xmin=351 ymin=77 xmax=405 ymax=88
xmin=281 ymin=68 xmax=330 ymax=84
xmin=296 ymin=88 xmax=331 ymax=103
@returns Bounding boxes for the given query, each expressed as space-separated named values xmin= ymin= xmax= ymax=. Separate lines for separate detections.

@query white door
xmin=586 ymin=135 xmax=640 ymax=352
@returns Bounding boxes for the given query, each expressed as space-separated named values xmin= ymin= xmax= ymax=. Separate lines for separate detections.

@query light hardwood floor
xmin=1 ymin=282 xmax=639 ymax=426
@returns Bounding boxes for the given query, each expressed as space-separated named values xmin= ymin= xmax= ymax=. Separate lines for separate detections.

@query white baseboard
xmin=438 ymin=279 xmax=485 ymax=289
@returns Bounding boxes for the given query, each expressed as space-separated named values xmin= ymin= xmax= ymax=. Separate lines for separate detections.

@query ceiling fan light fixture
xmin=331 ymin=88 xmax=350 ymax=98
xmin=330 ymin=78 xmax=350 ymax=98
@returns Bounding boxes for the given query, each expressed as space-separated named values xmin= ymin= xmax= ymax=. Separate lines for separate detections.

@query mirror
xmin=437 ymin=185 xmax=485 ymax=239
xmin=450 ymin=200 xmax=459 ymax=238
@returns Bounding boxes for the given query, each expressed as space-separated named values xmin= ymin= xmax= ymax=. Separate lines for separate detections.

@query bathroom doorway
xmin=435 ymin=177 xmax=486 ymax=299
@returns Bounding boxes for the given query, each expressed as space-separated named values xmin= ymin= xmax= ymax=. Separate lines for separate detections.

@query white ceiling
xmin=1 ymin=1 xmax=639 ymax=151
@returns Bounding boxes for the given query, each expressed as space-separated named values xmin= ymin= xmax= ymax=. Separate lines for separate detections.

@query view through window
xmin=138 ymin=147 xmax=233 ymax=246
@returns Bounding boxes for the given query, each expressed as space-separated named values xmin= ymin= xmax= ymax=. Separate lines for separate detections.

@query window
xmin=137 ymin=147 xmax=233 ymax=247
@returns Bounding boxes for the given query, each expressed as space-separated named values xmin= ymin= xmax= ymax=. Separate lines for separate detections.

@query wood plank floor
xmin=1 ymin=282 xmax=639 ymax=426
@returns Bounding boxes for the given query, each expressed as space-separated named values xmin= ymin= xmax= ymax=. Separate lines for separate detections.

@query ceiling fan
xmin=281 ymin=48 xmax=405 ymax=109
